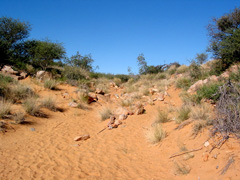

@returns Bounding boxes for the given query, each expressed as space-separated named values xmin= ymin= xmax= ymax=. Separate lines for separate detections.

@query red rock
xmin=119 ymin=114 xmax=128 ymax=120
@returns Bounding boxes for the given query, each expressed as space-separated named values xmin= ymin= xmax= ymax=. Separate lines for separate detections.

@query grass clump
xmin=9 ymin=84 xmax=35 ymax=102
xmin=44 ymin=79 xmax=58 ymax=90
xmin=146 ymin=124 xmax=166 ymax=144
xmin=153 ymin=109 xmax=169 ymax=124
xmin=23 ymin=98 xmax=41 ymax=116
xmin=192 ymin=121 xmax=207 ymax=137
xmin=0 ymin=100 xmax=12 ymax=118
xmin=41 ymin=97 xmax=57 ymax=111
xmin=176 ymin=77 xmax=192 ymax=90
xmin=120 ymin=99 xmax=133 ymax=107
xmin=176 ymin=65 xmax=189 ymax=74
xmin=176 ymin=105 xmax=191 ymax=123
xmin=99 ymin=107 xmax=112 ymax=121
xmin=174 ymin=162 xmax=191 ymax=175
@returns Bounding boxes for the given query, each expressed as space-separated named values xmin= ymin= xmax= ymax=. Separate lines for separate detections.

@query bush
xmin=8 ymin=84 xmax=35 ymax=102
xmin=176 ymin=65 xmax=189 ymax=74
xmin=155 ymin=72 xmax=167 ymax=80
xmin=213 ymin=81 xmax=240 ymax=137
xmin=146 ymin=124 xmax=166 ymax=144
xmin=62 ymin=66 xmax=89 ymax=82
xmin=0 ymin=74 xmax=13 ymax=97
xmin=230 ymin=67 xmax=240 ymax=82
xmin=190 ymin=104 xmax=211 ymax=121
xmin=13 ymin=112 xmax=25 ymax=124
xmin=195 ymin=82 xmax=223 ymax=103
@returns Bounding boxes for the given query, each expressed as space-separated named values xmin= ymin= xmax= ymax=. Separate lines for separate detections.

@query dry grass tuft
xmin=99 ymin=107 xmax=112 ymax=121
xmin=120 ymin=98 xmax=133 ymax=107
xmin=146 ymin=124 xmax=166 ymax=144
xmin=13 ymin=112 xmax=26 ymax=124
xmin=176 ymin=105 xmax=191 ymax=123
xmin=174 ymin=162 xmax=191 ymax=175
xmin=44 ymin=79 xmax=58 ymax=90
xmin=23 ymin=98 xmax=41 ymax=116
xmin=0 ymin=100 xmax=12 ymax=118
xmin=190 ymin=103 xmax=212 ymax=121
xmin=153 ymin=109 xmax=169 ymax=124
xmin=41 ymin=97 xmax=57 ymax=111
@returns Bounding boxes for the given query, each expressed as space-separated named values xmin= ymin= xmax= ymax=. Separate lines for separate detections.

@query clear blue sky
xmin=1 ymin=0 xmax=239 ymax=74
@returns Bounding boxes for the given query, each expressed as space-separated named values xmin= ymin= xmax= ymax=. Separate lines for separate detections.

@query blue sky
xmin=1 ymin=0 xmax=239 ymax=74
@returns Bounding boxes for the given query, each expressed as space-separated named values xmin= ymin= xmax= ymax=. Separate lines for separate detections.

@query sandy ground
xmin=0 ymin=78 xmax=240 ymax=180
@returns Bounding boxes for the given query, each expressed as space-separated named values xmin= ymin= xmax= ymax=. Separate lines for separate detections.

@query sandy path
xmin=1 ymin=82 xmax=240 ymax=180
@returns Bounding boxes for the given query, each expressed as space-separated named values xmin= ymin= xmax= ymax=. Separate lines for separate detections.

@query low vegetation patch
xmin=153 ymin=109 xmax=169 ymax=124
xmin=176 ymin=105 xmax=191 ymax=123
xmin=13 ymin=112 xmax=26 ymax=124
xmin=175 ymin=77 xmax=192 ymax=90
xmin=174 ymin=162 xmax=191 ymax=175
xmin=41 ymin=97 xmax=57 ymax=111
xmin=23 ymin=98 xmax=41 ymax=117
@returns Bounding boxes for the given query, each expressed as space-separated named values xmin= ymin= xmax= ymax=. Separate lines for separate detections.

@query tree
xmin=195 ymin=53 xmax=208 ymax=65
xmin=0 ymin=17 xmax=31 ymax=66
xmin=65 ymin=51 xmax=94 ymax=71
xmin=26 ymin=40 xmax=66 ymax=70
xmin=137 ymin=53 xmax=148 ymax=74
xmin=208 ymin=7 xmax=240 ymax=72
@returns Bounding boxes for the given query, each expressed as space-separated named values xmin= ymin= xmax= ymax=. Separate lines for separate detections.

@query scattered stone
xmin=220 ymin=71 xmax=230 ymax=79
xmin=95 ymin=88 xmax=104 ymax=95
xmin=209 ymin=75 xmax=218 ymax=82
xmin=68 ymin=102 xmax=78 ymax=108
xmin=115 ymin=107 xmax=129 ymax=116
xmin=157 ymin=92 xmax=165 ymax=101
xmin=149 ymin=88 xmax=158 ymax=95
xmin=187 ymin=80 xmax=204 ymax=93
xmin=204 ymin=141 xmax=210 ymax=147
xmin=62 ymin=92 xmax=70 ymax=99
xmin=18 ymin=72 xmax=28 ymax=80
xmin=119 ymin=114 xmax=128 ymax=120
xmin=203 ymin=153 xmax=209 ymax=162
xmin=135 ymin=103 xmax=145 ymax=115
xmin=30 ymin=128 xmax=35 ymax=131
xmin=36 ymin=71 xmax=52 ymax=80
xmin=216 ymin=165 xmax=219 ymax=169
xmin=1 ymin=65 xmax=18 ymax=75
xmin=213 ymin=154 xmax=218 ymax=159
xmin=74 ymin=134 xmax=90 ymax=141
xmin=114 ymin=120 xmax=122 ymax=126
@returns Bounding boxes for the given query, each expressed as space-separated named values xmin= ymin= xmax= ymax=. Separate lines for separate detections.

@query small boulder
xmin=135 ymin=103 xmax=145 ymax=115
xmin=1 ymin=65 xmax=18 ymax=75
xmin=19 ymin=72 xmax=28 ymax=80
xmin=95 ymin=88 xmax=104 ymax=95
xmin=68 ymin=102 xmax=78 ymax=108
xmin=119 ymin=114 xmax=128 ymax=120
xmin=157 ymin=92 xmax=165 ymax=101
xmin=114 ymin=120 xmax=122 ymax=126
xmin=36 ymin=71 xmax=52 ymax=80
xmin=74 ymin=134 xmax=90 ymax=141
xmin=187 ymin=80 xmax=204 ymax=93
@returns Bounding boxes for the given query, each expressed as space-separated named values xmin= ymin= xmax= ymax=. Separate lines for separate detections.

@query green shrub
xmin=230 ymin=68 xmax=240 ymax=82
xmin=195 ymin=82 xmax=223 ymax=103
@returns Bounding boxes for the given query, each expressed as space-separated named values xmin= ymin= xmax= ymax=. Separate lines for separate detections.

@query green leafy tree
xmin=195 ymin=53 xmax=208 ymax=65
xmin=0 ymin=17 xmax=31 ymax=66
xmin=208 ymin=7 xmax=240 ymax=73
xmin=66 ymin=51 xmax=94 ymax=71
xmin=26 ymin=40 xmax=65 ymax=70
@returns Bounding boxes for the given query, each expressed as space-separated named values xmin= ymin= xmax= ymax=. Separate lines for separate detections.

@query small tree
xmin=26 ymin=40 xmax=65 ymax=70
xmin=196 ymin=53 xmax=208 ymax=65
xmin=208 ymin=7 xmax=240 ymax=72
xmin=66 ymin=51 xmax=94 ymax=71
xmin=137 ymin=53 xmax=148 ymax=75
xmin=0 ymin=17 xmax=31 ymax=66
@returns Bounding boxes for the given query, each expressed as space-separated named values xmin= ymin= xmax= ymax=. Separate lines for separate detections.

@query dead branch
xmin=169 ymin=146 xmax=203 ymax=159
xmin=97 ymin=127 xmax=107 ymax=135
xmin=220 ymin=156 xmax=235 ymax=175
xmin=175 ymin=119 xmax=193 ymax=130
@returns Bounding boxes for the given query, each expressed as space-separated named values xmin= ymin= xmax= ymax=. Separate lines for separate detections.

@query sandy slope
xmin=0 ymin=79 xmax=240 ymax=180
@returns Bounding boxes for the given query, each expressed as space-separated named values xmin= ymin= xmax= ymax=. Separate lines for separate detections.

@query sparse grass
xmin=0 ymin=100 xmax=12 ymax=118
xmin=113 ymin=77 xmax=122 ymax=86
xmin=99 ymin=107 xmax=112 ymax=121
xmin=23 ymin=98 xmax=41 ymax=116
xmin=13 ymin=112 xmax=26 ymax=124
xmin=146 ymin=124 xmax=166 ymax=144
xmin=78 ymin=92 xmax=89 ymax=104
xmin=44 ymin=79 xmax=58 ymax=90
xmin=41 ymin=97 xmax=57 ymax=111
xmin=140 ymin=86 xmax=150 ymax=96
xmin=174 ymin=162 xmax=191 ymax=175
xmin=155 ymin=72 xmax=167 ymax=80
xmin=77 ymin=102 xmax=89 ymax=110
xmin=176 ymin=105 xmax=191 ymax=123
xmin=153 ymin=109 xmax=169 ymax=124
